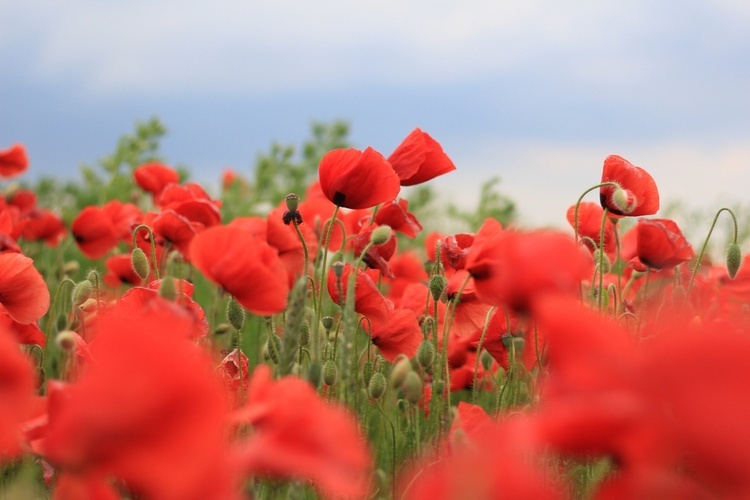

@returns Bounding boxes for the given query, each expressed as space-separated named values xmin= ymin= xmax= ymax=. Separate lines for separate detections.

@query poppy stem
xmin=472 ymin=306 xmax=496 ymax=404
xmin=597 ymin=207 xmax=609 ymax=312
xmin=314 ymin=205 xmax=341 ymax=361
xmin=291 ymin=219 xmax=309 ymax=279
xmin=686 ymin=207 xmax=739 ymax=298
xmin=44 ymin=277 xmax=76 ymax=348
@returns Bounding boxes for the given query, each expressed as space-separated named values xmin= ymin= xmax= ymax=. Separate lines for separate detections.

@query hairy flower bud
xmin=370 ymin=225 xmax=392 ymax=245
xmin=130 ymin=247 xmax=150 ymax=280
xmin=416 ymin=340 xmax=435 ymax=369
xmin=158 ymin=276 xmax=177 ymax=301
xmin=71 ymin=280 xmax=93 ymax=307
xmin=323 ymin=359 xmax=338 ymax=386
xmin=226 ymin=298 xmax=246 ymax=331
xmin=362 ymin=360 xmax=375 ymax=387
xmin=299 ymin=319 xmax=310 ymax=347
xmin=429 ymin=275 xmax=448 ymax=301
xmin=266 ymin=334 xmax=282 ymax=364
xmin=369 ymin=372 xmax=387 ymax=399
xmin=55 ymin=330 xmax=77 ymax=351
xmin=389 ymin=355 xmax=412 ymax=388
xmin=402 ymin=371 xmax=423 ymax=404
xmin=593 ymin=248 xmax=611 ymax=274
xmin=612 ymin=188 xmax=636 ymax=214
xmin=727 ymin=242 xmax=743 ymax=279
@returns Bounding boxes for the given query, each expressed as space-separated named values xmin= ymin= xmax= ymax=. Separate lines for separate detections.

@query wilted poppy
xmin=387 ymin=128 xmax=456 ymax=186
xmin=232 ymin=364 xmax=372 ymax=498
xmin=636 ymin=218 xmax=694 ymax=270
xmin=0 ymin=144 xmax=29 ymax=178
xmin=318 ymin=147 xmax=400 ymax=209
xmin=190 ymin=225 xmax=289 ymax=316
xmin=0 ymin=252 xmax=50 ymax=324
xmin=599 ymin=155 xmax=659 ymax=216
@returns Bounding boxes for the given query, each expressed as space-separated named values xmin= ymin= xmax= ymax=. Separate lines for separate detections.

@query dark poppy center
xmin=333 ymin=191 xmax=346 ymax=206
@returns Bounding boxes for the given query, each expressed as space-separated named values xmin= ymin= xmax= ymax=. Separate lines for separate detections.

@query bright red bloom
xmin=19 ymin=209 xmax=66 ymax=247
xmin=133 ymin=162 xmax=180 ymax=197
xmin=152 ymin=209 xmax=197 ymax=258
xmin=465 ymin=219 xmax=589 ymax=311
xmin=383 ymin=251 xmax=429 ymax=303
xmin=374 ymin=198 xmax=423 ymax=238
xmin=327 ymin=264 xmax=391 ymax=323
xmin=0 ymin=252 xmax=50 ymax=324
xmin=636 ymin=218 xmax=694 ymax=270
xmin=39 ymin=303 xmax=232 ymax=499
xmin=0 ymin=305 xmax=46 ymax=346
xmin=599 ymin=155 xmax=659 ymax=216
xmin=71 ymin=206 xmax=118 ymax=259
xmin=232 ymin=365 xmax=372 ymax=498
xmin=566 ymin=201 xmax=616 ymax=256
xmin=103 ymin=254 xmax=144 ymax=287
xmin=0 ymin=325 xmax=36 ymax=461
xmin=369 ymin=308 xmax=422 ymax=361
xmin=441 ymin=233 xmax=476 ymax=270
xmin=190 ymin=225 xmax=289 ymax=316
xmin=101 ymin=200 xmax=142 ymax=242
xmin=0 ymin=144 xmax=29 ymax=178
xmin=6 ymin=188 xmax=37 ymax=214
xmin=387 ymin=128 xmax=456 ymax=186
xmin=318 ymin=147 xmax=400 ymax=209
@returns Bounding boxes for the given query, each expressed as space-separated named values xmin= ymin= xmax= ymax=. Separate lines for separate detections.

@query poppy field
xmin=2 ymin=121 xmax=750 ymax=499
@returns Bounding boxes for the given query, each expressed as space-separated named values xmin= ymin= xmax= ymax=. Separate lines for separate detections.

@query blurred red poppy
xmin=374 ymin=198 xmax=423 ymax=238
xmin=103 ymin=254 xmax=144 ymax=287
xmin=133 ymin=162 xmax=180 ymax=198
xmin=599 ymin=155 xmax=659 ymax=216
xmin=0 ymin=144 xmax=29 ymax=178
xmin=369 ymin=308 xmax=422 ymax=361
xmin=0 ymin=305 xmax=46 ymax=346
xmin=387 ymin=128 xmax=456 ymax=186
xmin=19 ymin=209 xmax=66 ymax=247
xmin=0 ymin=325 xmax=36 ymax=461
xmin=190 ymin=225 xmax=289 ymax=316
xmin=566 ymin=201 xmax=616 ymax=256
xmin=232 ymin=364 xmax=372 ymax=498
xmin=318 ymin=147 xmax=400 ymax=209
xmin=0 ymin=252 xmax=50 ymax=324
xmin=71 ymin=206 xmax=119 ymax=259
xmin=636 ymin=218 xmax=694 ymax=270
xmin=327 ymin=264 xmax=391 ymax=323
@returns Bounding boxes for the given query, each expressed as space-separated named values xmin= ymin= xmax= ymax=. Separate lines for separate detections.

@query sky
xmin=2 ymin=0 xmax=750 ymax=229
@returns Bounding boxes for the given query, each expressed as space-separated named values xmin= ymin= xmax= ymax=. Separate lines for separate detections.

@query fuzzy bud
xmin=86 ymin=269 xmax=101 ymax=286
xmin=480 ymin=349 xmax=494 ymax=371
xmin=429 ymin=275 xmax=448 ymax=301
xmin=285 ymin=193 xmax=300 ymax=212
xmin=226 ymin=298 xmax=246 ymax=331
xmin=299 ymin=320 xmax=310 ymax=347
xmin=402 ymin=371 xmax=423 ymax=404
xmin=307 ymin=360 xmax=322 ymax=388
xmin=612 ymin=188 xmax=636 ymax=214
xmin=416 ymin=340 xmax=435 ymax=369
xmin=130 ymin=247 xmax=150 ymax=280
xmin=726 ymin=242 xmax=743 ymax=279
xmin=362 ymin=360 xmax=375 ymax=387
xmin=55 ymin=330 xmax=77 ymax=351
xmin=158 ymin=277 xmax=177 ymax=301
xmin=593 ymin=249 xmax=611 ymax=274
xmin=71 ymin=280 xmax=93 ymax=307
xmin=323 ymin=359 xmax=338 ymax=386
xmin=370 ymin=225 xmax=392 ymax=245
xmin=389 ymin=355 xmax=412 ymax=388
xmin=368 ymin=372 xmax=387 ymax=399
xmin=266 ymin=334 xmax=282 ymax=364
xmin=420 ymin=316 xmax=434 ymax=338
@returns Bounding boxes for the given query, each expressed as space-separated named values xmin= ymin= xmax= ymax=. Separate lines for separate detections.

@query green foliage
xmin=447 ymin=177 xmax=517 ymax=230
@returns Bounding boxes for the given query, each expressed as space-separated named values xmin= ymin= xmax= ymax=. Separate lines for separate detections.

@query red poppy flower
xmin=374 ymin=198 xmax=423 ymax=238
xmin=6 ymin=188 xmax=37 ymax=214
xmin=599 ymin=155 xmax=659 ymax=216
xmin=152 ymin=209 xmax=197 ymax=258
xmin=327 ymin=264 xmax=391 ymax=323
xmin=190 ymin=225 xmax=289 ymax=316
xmin=103 ymin=254 xmax=144 ymax=287
xmin=39 ymin=303 xmax=232 ymax=499
xmin=232 ymin=365 xmax=372 ymax=498
xmin=102 ymin=200 xmax=143 ymax=242
xmin=0 ymin=144 xmax=29 ymax=178
xmin=566 ymin=201 xmax=616 ymax=256
xmin=382 ymin=251 xmax=429 ymax=303
xmin=441 ymin=233 xmax=476 ymax=270
xmin=369 ymin=308 xmax=422 ymax=361
xmin=133 ymin=162 xmax=180 ymax=197
xmin=387 ymin=128 xmax=456 ymax=186
xmin=0 ymin=305 xmax=46 ymax=346
xmin=19 ymin=209 xmax=66 ymax=247
xmin=218 ymin=348 xmax=249 ymax=405
xmin=636 ymin=218 xmax=694 ymax=270
xmin=0 ymin=252 xmax=50 ymax=324
xmin=71 ymin=206 xmax=119 ymax=259
xmin=116 ymin=286 xmax=208 ymax=339
xmin=465 ymin=220 xmax=589 ymax=311
xmin=318 ymin=147 xmax=401 ymax=209
xmin=0 ymin=325 xmax=37 ymax=460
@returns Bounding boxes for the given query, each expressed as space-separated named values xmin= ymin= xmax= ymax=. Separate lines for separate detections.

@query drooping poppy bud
xmin=130 ymin=248 xmax=150 ymax=281
xmin=727 ymin=243 xmax=742 ymax=279
xmin=226 ymin=298 xmax=246 ymax=331
xmin=369 ymin=372 xmax=387 ymax=399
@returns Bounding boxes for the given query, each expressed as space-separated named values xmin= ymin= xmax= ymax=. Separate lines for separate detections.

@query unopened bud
xmin=130 ymin=247 xmax=150 ymax=280
xmin=612 ymin=188 xmax=636 ymax=214
xmin=368 ymin=372 xmax=387 ymax=399
xmin=323 ymin=359 xmax=338 ymax=386
xmin=71 ymin=280 xmax=93 ymax=307
xmin=226 ymin=298 xmax=246 ymax=331
xmin=158 ymin=277 xmax=177 ymax=300
xmin=285 ymin=193 xmax=300 ymax=212
xmin=370 ymin=225 xmax=392 ymax=245
xmin=480 ymin=349 xmax=494 ymax=371
xmin=299 ymin=320 xmax=310 ymax=347
xmin=266 ymin=334 xmax=282 ymax=364
xmin=421 ymin=316 xmax=434 ymax=338
xmin=55 ymin=330 xmax=77 ymax=351
xmin=63 ymin=261 xmax=80 ymax=277
xmin=389 ymin=355 xmax=412 ymax=387
xmin=322 ymin=316 xmax=334 ymax=331
xmin=429 ymin=275 xmax=448 ymax=301
xmin=416 ymin=340 xmax=435 ymax=369
xmin=86 ymin=269 xmax=101 ymax=286
xmin=307 ymin=360 xmax=322 ymax=388
xmin=593 ymin=249 xmax=611 ymax=274
xmin=362 ymin=360 xmax=375 ymax=386
xmin=402 ymin=371 xmax=423 ymax=404
xmin=727 ymin=242 xmax=743 ymax=279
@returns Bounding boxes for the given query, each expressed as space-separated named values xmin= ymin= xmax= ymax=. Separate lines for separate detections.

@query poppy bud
xmin=214 ymin=323 xmax=232 ymax=336
xmin=323 ymin=359 xmax=338 ymax=386
xmin=480 ymin=349 xmax=494 ymax=371
xmin=158 ymin=276 xmax=177 ymax=301
xmin=421 ymin=316 xmax=434 ymax=338
xmin=71 ymin=280 xmax=93 ymax=307
xmin=299 ymin=319 xmax=310 ymax=347
xmin=266 ymin=334 xmax=282 ymax=364
xmin=87 ymin=269 xmax=101 ymax=286
xmin=369 ymin=372 xmax=387 ymax=399
xmin=402 ymin=371 xmax=423 ymax=404
xmin=389 ymin=354 xmax=412 ymax=387
xmin=362 ymin=360 xmax=375 ymax=386
xmin=56 ymin=330 xmax=77 ymax=351
xmin=130 ymin=247 xmax=150 ymax=280
xmin=593 ymin=249 xmax=611 ymax=274
xmin=370 ymin=225 xmax=392 ymax=245
xmin=322 ymin=316 xmax=334 ymax=331
xmin=285 ymin=193 xmax=300 ymax=212
xmin=226 ymin=298 xmax=246 ymax=331
xmin=612 ymin=188 xmax=636 ymax=214
xmin=63 ymin=261 xmax=80 ymax=276
xmin=307 ymin=360 xmax=322 ymax=388
xmin=416 ymin=340 xmax=435 ymax=369
xmin=727 ymin=242 xmax=742 ymax=279
xmin=429 ymin=275 xmax=448 ymax=301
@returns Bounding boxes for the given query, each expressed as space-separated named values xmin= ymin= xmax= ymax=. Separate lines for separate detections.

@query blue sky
xmin=2 ymin=1 xmax=750 ymax=228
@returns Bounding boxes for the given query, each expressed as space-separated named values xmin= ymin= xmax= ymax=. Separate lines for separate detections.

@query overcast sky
xmin=2 ymin=1 xmax=749 ymax=228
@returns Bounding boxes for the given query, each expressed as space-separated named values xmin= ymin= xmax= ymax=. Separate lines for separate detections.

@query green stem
xmin=597 ymin=207 xmax=609 ymax=312
xmin=686 ymin=207 xmax=739 ymax=297
xmin=472 ymin=306 xmax=496 ymax=403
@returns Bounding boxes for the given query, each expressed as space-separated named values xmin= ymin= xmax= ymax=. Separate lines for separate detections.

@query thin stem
xmin=472 ymin=306 xmax=496 ymax=403
xmin=597 ymin=207 xmax=609 ymax=312
xmin=686 ymin=207 xmax=739 ymax=297
xmin=291 ymin=219 xmax=309 ymax=279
